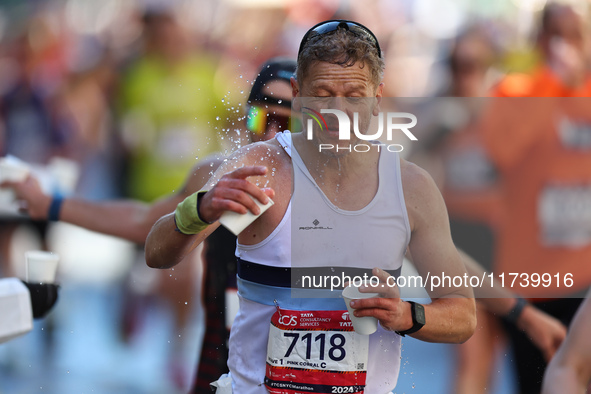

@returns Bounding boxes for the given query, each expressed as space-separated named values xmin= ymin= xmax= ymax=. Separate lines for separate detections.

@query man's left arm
xmin=350 ymin=161 xmax=476 ymax=343
xmin=402 ymin=162 xmax=476 ymax=343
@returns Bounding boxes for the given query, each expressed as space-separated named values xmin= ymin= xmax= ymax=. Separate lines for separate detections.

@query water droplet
xmin=278 ymin=100 xmax=283 ymax=104
xmin=216 ymin=116 xmax=220 ymax=120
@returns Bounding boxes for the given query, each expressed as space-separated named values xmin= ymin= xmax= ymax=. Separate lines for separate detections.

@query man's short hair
xmin=296 ymin=25 xmax=385 ymax=89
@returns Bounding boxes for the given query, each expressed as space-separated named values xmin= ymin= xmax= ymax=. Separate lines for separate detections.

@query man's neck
xmin=291 ymin=133 xmax=380 ymax=209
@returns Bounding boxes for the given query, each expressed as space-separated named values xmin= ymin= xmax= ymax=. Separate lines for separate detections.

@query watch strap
xmin=503 ymin=297 xmax=528 ymax=325
xmin=395 ymin=301 xmax=425 ymax=337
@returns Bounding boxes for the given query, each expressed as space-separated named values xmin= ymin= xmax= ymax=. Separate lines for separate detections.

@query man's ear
xmin=291 ymin=77 xmax=302 ymax=111
xmin=291 ymin=77 xmax=300 ymax=97
xmin=373 ymin=82 xmax=385 ymax=116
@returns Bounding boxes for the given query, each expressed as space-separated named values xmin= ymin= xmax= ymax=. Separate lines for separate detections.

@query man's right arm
xmin=145 ymin=165 xmax=274 ymax=269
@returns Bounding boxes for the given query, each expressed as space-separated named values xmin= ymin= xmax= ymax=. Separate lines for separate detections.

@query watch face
xmin=415 ymin=303 xmax=426 ymax=325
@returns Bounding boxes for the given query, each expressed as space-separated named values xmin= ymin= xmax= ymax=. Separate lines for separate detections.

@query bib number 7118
xmin=283 ymin=332 xmax=347 ymax=361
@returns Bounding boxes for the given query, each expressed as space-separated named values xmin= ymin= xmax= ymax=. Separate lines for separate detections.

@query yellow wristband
xmin=174 ymin=190 xmax=211 ymax=235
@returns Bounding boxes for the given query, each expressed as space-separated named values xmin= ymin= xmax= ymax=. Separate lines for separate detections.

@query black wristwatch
xmin=395 ymin=301 xmax=425 ymax=337
xmin=502 ymin=297 xmax=528 ymax=325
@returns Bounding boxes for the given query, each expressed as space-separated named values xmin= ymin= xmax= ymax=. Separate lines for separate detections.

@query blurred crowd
xmin=1 ymin=0 xmax=591 ymax=393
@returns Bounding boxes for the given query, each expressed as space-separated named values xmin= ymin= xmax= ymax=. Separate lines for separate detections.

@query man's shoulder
xmin=400 ymin=159 xmax=448 ymax=232
xmin=235 ymin=139 xmax=288 ymax=165
xmin=400 ymin=159 xmax=436 ymax=194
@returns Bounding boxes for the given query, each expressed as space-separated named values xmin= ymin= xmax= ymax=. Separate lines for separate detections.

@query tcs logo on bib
xmin=279 ymin=315 xmax=298 ymax=326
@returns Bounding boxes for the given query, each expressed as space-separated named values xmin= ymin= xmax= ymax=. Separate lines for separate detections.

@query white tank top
xmin=230 ymin=132 xmax=411 ymax=393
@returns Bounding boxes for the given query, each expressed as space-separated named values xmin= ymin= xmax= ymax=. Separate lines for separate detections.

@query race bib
xmin=557 ymin=116 xmax=591 ymax=150
xmin=538 ymin=184 xmax=591 ymax=247
xmin=265 ymin=308 xmax=369 ymax=394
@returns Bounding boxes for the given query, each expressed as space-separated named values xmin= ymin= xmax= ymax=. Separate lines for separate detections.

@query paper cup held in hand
xmin=342 ymin=284 xmax=380 ymax=335
xmin=0 ymin=156 xmax=30 ymax=182
xmin=0 ymin=157 xmax=30 ymax=206
xmin=219 ymin=196 xmax=274 ymax=236
xmin=25 ymin=251 xmax=59 ymax=284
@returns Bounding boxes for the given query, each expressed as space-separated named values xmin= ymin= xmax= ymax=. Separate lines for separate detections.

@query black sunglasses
xmin=298 ymin=20 xmax=382 ymax=59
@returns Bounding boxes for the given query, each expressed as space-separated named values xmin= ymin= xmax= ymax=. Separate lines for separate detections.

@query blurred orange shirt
xmin=481 ymin=95 xmax=591 ymax=298
xmin=493 ymin=66 xmax=591 ymax=98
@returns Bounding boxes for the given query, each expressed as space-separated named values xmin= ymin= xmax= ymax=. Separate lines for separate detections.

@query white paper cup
xmin=0 ymin=158 xmax=30 ymax=182
xmin=0 ymin=158 xmax=30 ymax=207
xmin=219 ymin=196 xmax=274 ymax=236
xmin=25 ymin=251 xmax=59 ymax=284
xmin=342 ymin=285 xmax=380 ymax=335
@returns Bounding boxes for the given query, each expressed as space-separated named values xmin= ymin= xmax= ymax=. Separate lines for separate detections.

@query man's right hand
xmin=0 ymin=175 xmax=51 ymax=220
xmin=199 ymin=165 xmax=274 ymax=224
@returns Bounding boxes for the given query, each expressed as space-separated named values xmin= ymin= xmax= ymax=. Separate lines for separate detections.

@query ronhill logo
xmin=299 ymin=219 xmax=333 ymax=230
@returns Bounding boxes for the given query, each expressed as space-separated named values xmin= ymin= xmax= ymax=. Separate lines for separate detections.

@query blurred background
xmin=0 ymin=0 xmax=590 ymax=393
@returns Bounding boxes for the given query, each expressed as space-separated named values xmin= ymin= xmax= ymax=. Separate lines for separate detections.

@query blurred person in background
xmin=57 ymin=34 xmax=123 ymax=201
xmin=0 ymin=16 xmax=73 ymax=271
xmin=480 ymin=4 xmax=591 ymax=392
xmin=117 ymin=5 xmax=229 ymax=203
xmin=2 ymin=57 xmax=297 ymax=393
xmin=114 ymin=6 xmax=234 ymax=386
xmin=411 ymin=25 xmax=567 ymax=393
xmin=542 ymin=290 xmax=591 ymax=394
xmin=192 ymin=58 xmax=296 ymax=393
xmin=431 ymin=26 xmax=507 ymax=394
xmin=494 ymin=2 xmax=591 ymax=97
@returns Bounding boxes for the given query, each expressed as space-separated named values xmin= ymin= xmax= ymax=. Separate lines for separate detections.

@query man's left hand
xmin=348 ymin=267 xmax=413 ymax=332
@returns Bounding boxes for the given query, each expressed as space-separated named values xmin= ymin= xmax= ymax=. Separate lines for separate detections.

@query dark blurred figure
xmin=192 ymin=58 xmax=296 ymax=393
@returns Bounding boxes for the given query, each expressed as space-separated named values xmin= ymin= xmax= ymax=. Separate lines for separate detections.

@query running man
xmin=146 ymin=20 xmax=477 ymax=392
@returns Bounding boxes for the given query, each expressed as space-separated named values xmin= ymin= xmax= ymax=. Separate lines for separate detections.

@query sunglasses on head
xmin=246 ymin=105 xmax=302 ymax=135
xmin=298 ymin=20 xmax=382 ymax=58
